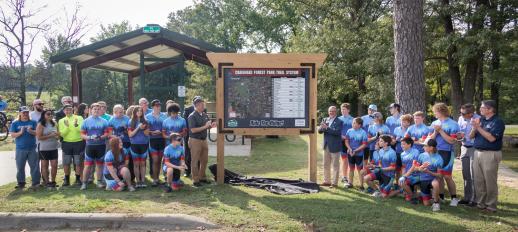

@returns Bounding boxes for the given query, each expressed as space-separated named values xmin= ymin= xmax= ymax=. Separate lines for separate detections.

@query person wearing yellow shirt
xmin=58 ymin=104 xmax=84 ymax=187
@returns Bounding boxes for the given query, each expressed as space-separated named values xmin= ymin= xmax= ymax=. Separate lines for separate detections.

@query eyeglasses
xmin=36 ymin=103 xmax=44 ymax=106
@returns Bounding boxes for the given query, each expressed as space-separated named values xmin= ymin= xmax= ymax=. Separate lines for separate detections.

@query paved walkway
xmin=0 ymin=213 xmax=220 ymax=231
xmin=0 ymin=150 xmax=62 ymax=186
xmin=453 ymin=157 xmax=518 ymax=189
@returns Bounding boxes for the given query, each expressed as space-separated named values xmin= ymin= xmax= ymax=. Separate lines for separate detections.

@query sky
xmin=1 ymin=0 xmax=194 ymax=64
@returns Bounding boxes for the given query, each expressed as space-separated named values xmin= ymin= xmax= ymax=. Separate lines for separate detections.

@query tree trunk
xmin=357 ymin=76 xmax=366 ymax=116
xmin=463 ymin=0 xmax=488 ymax=104
xmin=440 ymin=0 xmax=463 ymax=118
xmin=489 ymin=1 xmax=504 ymax=113
xmin=393 ymin=0 xmax=426 ymax=114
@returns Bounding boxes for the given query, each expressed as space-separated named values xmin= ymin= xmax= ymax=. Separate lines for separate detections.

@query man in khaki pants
xmin=318 ymin=106 xmax=344 ymax=188
xmin=188 ymin=97 xmax=216 ymax=187
xmin=470 ymin=100 xmax=505 ymax=213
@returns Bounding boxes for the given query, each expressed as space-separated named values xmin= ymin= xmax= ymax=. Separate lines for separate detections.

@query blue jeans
xmin=15 ymin=149 xmax=40 ymax=185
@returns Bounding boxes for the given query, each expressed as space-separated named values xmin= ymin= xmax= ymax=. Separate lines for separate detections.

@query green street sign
xmin=143 ymin=26 xmax=160 ymax=33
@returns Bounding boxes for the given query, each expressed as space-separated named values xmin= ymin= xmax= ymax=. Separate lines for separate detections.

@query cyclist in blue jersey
xmin=109 ymin=104 xmax=133 ymax=182
xmin=429 ymin=103 xmax=461 ymax=207
xmin=163 ymin=133 xmax=187 ymax=192
xmin=392 ymin=114 xmax=413 ymax=186
xmin=128 ymin=106 xmax=150 ymax=188
xmin=405 ymin=111 xmax=430 ymax=153
xmin=360 ymin=104 xmax=377 ymax=163
xmin=103 ymin=137 xmax=135 ymax=192
xmin=364 ymin=135 xmax=397 ymax=198
xmin=366 ymin=112 xmax=390 ymax=166
xmin=162 ymin=103 xmax=188 ymax=140
xmin=398 ymin=137 xmax=421 ymax=203
xmin=146 ymin=100 xmax=168 ymax=187
xmin=338 ymin=103 xmax=354 ymax=185
xmin=416 ymin=138 xmax=444 ymax=211
xmin=80 ymin=103 xmax=110 ymax=190
xmin=386 ymin=103 xmax=402 ymax=135
xmin=344 ymin=117 xmax=368 ymax=190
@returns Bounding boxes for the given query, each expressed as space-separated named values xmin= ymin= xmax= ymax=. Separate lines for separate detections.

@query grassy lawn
xmin=502 ymin=148 xmax=518 ymax=172
xmin=0 ymin=137 xmax=15 ymax=151
xmin=0 ymin=136 xmax=517 ymax=231
xmin=505 ymin=125 xmax=518 ymax=136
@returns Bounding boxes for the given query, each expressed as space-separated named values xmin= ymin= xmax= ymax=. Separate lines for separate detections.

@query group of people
xmin=9 ymin=95 xmax=216 ymax=193
xmin=319 ymin=101 xmax=505 ymax=212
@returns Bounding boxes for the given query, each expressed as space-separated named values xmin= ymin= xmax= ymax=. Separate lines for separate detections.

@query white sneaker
xmin=371 ymin=190 xmax=381 ymax=198
xmin=80 ymin=183 xmax=87 ymax=190
xmin=450 ymin=198 xmax=459 ymax=207
xmin=432 ymin=203 xmax=441 ymax=212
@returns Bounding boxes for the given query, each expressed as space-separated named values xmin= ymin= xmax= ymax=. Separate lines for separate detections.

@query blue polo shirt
xmin=474 ymin=115 xmax=505 ymax=151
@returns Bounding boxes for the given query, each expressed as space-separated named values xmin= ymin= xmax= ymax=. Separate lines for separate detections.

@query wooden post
xmin=127 ymin=73 xmax=134 ymax=105
xmin=308 ymin=133 xmax=317 ymax=182
xmin=217 ymin=131 xmax=225 ymax=184
xmin=78 ymin=69 xmax=83 ymax=103
xmin=139 ymin=52 xmax=145 ymax=98
xmin=71 ymin=64 xmax=79 ymax=103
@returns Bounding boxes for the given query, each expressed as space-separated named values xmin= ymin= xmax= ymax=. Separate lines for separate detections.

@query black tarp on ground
xmin=208 ymin=164 xmax=320 ymax=195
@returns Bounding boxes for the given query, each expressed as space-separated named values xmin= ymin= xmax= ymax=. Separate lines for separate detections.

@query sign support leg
xmin=308 ymin=133 xmax=317 ymax=182
xmin=217 ymin=133 xmax=225 ymax=184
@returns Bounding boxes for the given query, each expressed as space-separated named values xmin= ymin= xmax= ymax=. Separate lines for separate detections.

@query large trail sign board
xmin=223 ymin=68 xmax=310 ymax=129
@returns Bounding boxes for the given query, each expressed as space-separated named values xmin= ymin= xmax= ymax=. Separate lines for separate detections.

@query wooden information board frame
xmin=207 ymin=53 xmax=326 ymax=184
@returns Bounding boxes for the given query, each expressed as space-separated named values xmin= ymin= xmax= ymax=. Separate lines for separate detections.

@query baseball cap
xmin=368 ymin=104 xmax=377 ymax=111
xmin=373 ymin=112 xmax=383 ymax=120
xmin=423 ymin=138 xmax=437 ymax=147
xmin=193 ymin=96 xmax=204 ymax=105
xmin=151 ymin=99 xmax=161 ymax=107
xmin=19 ymin=106 xmax=30 ymax=112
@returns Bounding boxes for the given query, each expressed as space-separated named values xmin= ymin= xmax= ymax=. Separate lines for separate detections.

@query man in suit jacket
xmin=318 ymin=106 xmax=344 ymax=187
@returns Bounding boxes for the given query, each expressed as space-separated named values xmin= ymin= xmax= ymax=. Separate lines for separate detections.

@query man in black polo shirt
xmin=182 ymin=96 xmax=198 ymax=177
xmin=188 ymin=97 xmax=216 ymax=187
xmin=469 ymin=100 xmax=505 ymax=212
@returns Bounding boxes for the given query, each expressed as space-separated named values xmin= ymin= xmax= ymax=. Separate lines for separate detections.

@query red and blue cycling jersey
xmin=367 ymin=124 xmax=390 ymax=151
xmin=378 ymin=147 xmax=397 ymax=178
xmin=400 ymin=147 xmax=420 ymax=176
xmin=163 ymin=144 xmax=184 ymax=167
xmin=345 ymin=128 xmax=368 ymax=157
xmin=162 ymin=115 xmax=187 ymax=138
xmin=385 ymin=114 xmax=401 ymax=135
xmin=128 ymin=122 xmax=149 ymax=144
xmin=338 ymin=115 xmax=354 ymax=138
xmin=429 ymin=118 xmax=459 ymax=152
xmin=145 ymin=112 xmax=167 ymax=139
xmin=81 ymin=116 xmax=109 ymax=146
xmin=416 ymin=152 xmax=443 ymax=182
xmin=405 ymin=124 xmax=430 ymax=153
xmin=102 ymin=150 xmax=129 ymax=175
xmin=393 ymin=126 xmax=408 ymax=153
xmin=108 ymin=115 xmax=130 ymax=143
xmin=361 ymin=114 xmax=374 ymax=133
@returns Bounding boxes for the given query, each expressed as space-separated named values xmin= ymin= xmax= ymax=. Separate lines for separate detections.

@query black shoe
xmin=192 ymin=182 xmax=202 ymax=188
xmin=15 ymin=183 xmax=26 ymax=189
xmin=467 ymin=202 xmax=477 ymax=207
xmin=74 ymin=179 xmax=82 ymax=186
xmin=163 ymin=186 xmax=172 ymax=193
xmin=411 ymin=198 xmax=419 ymax=205
xmin=63 ymin=178 xmax=70 ymax=187
xmin=458 ymin=200 xmax=470 ymax=205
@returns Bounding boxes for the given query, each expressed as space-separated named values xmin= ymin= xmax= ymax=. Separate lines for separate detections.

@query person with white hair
xmin=55 ymin=96 xmax=73 ymax=123
xmin=139 ymin=98 xmax=152 ymax=115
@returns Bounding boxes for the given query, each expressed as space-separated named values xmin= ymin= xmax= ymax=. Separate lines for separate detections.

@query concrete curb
xmin=0 ymin=212 xmax=218 ymax=231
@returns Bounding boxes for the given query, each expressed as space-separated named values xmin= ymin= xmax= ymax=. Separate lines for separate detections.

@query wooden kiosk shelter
xmin=50 ymin=25 xmax=229 ymax=105
xmin=207 ymin=53 xmax=326 ymax=184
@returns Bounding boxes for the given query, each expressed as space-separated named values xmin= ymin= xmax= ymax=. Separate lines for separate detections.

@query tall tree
xmin=0 ymin=0 xmax=48 ymax=105
xmin=393 ymin=0 xmax=426 ymax=114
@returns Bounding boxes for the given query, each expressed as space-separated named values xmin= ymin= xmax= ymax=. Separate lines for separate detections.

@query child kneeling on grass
xmin=103 ymin=137 xmax=135 ymax=192
xmin=163 ymin=133 xmax=188 ymax=192
xmin=415 ymin=138 xmax=444 ymax=211
xmin=364 ymin=135 xmax=398 ymax=198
